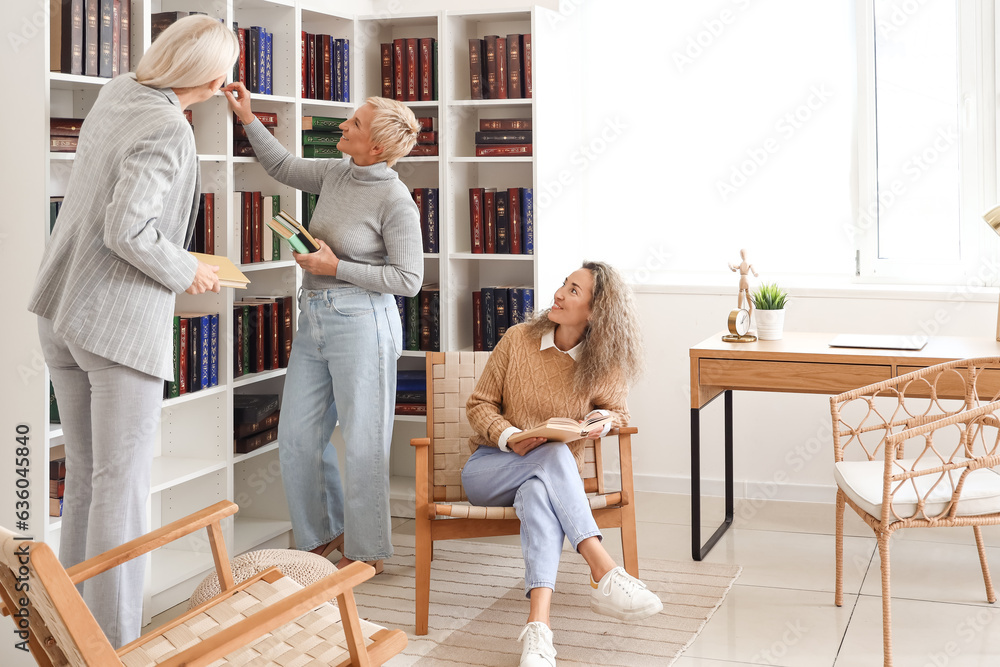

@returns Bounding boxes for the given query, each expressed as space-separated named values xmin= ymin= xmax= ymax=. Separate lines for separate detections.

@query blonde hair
xmin=365 ymin=97 xmax=420 ymax=167
xmin=136 ymin=15 xmax=239 ymax=89
xmin=524 ymin=261 xmax=645 ymax=391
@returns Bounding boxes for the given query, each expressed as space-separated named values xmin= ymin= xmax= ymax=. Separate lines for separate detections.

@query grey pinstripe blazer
xmin=29 ymin=73 xmax=200 ymax=381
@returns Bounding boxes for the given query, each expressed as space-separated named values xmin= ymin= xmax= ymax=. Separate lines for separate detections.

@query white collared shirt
xmin=497 ymin=330 xmax=610 ymax=451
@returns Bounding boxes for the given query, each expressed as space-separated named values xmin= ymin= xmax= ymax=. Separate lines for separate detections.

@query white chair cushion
xmin=835 ymin=458 xmax=1000 ymax=521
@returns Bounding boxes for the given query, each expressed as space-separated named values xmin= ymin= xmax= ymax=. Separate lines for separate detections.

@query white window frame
xmin=855 ymin=0 xmax=997 ymax=285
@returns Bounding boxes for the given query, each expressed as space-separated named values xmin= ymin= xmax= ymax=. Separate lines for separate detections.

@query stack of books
xmin=469 ymin=186 xmax=533 ymax=254
xmin=267 ymin=210 xmax=319 ymax=255
xmin=233 ymin=297 xmax=294 ymax=377
xmin=395 ymin=285 xmax=440 ymax=353
xmin=235 ymin=192 xmax=282 ymax=263
xmin=234 ymin=111 xmax=278 ymax=157
xmin=381 ymin=38 xmax=437 ymax=101
xmin=233 ymin=23 xmax=273 ymax=95
xmin=165 ymin=313 xmax=220 ymax=398
xmin=468 ymin=34 xmax=531 ymax=100
xmin=473 ymin=287 xmax=534 ymax=352
xmin=302 ymin=116 xmax=344 ymax=159
xmin=411 ymin=188 xmax=439 ymax=253
xmin=186 ymin=194 xmax=216 ymax=255
xmin=407 ymin=118 xmax=437 ymax=156
xmin=303 ymin=34 xmax=350 ymax=102
xmin=52 ymin=0 xmax=132 ymax=77
xmin=50 ymin=118 xmax=83 ymax=153
xmin=395 ymin=370 xmax=426 ymax=416
xmin=49 ymin=458 xmax=66 ymax=517
xmin=234 ymin=394 xmax=279 ymax=454
xmin=475 ymin=118 xmax=532 ymax=157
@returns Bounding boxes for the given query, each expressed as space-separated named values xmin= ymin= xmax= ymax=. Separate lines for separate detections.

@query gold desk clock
xmin=722 ymin=308 xmax=757 ymax=343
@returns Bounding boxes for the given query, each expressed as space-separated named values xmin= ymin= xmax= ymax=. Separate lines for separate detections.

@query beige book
xmin=507 ymin=414 xmax=613 ymax=444
xmin=188 ymin=252 xmax=251 ymax=289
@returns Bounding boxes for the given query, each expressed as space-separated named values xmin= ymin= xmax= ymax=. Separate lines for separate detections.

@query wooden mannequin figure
xmin=728 ymin=249 xmax=758 ymax=320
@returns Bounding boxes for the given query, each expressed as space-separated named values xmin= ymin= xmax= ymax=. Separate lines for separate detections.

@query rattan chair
xmin=0 ymin=500 xmax=406 ymax=666
xmin=410 ymin=350 xmax=639 ymax=635
xmin=829 ymin=357 xmax=1000 ymax=666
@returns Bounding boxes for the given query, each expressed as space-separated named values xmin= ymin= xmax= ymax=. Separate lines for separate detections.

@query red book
xmin=178 ymin=318 xmax=189 ymax=395
xmin=484 ymin=189 xmax=496 ymax=253
xmin=301 ymin=31 xmax=307 ymax=98
xmin=416 ymin=131 xmax=437 ymax=145
xmin=50 ymin=137 xmax=79 ymax=152
xmin=407 ymin=144 xmax=439 ymax=156
xmin=419 ymin=37 xmax=433 ymax=101
xmin=237 ymin=28 xmax=247 ymax=87
xmin=405 ymin=38 xmax=418 ymax=101
xmin=506 ymin=34 xmax=522 ymax=98
xmin=321 ymin=35 xmax=332 ymax=101
xmin=251 ymin=191 xmax=262 ymax=263
xmin=508 ymin=187 xmax=521 ymax=254
xmin=119 ymin=0 xmax=130 ymax=74
xmin=416 ymin=117 xmax=433 ymax=131
xmin=412 ymin=188 xmax=425 ymax=250
xmin=380 ymin=43 xmax=393 ymax=97
xmin=479 ymin=118 xmax=532 ymax=131
xmin=392 ymin=38 xmax=405 ymax=101
xmin=496 ymin=37 xmax=507 ymax=100
xmin=472 ymin=290 xmax=483 ymax=351
xmin=524 ymin=34 xmax=532 ymax=98
xmin=476 ymin=144 xmax=532 ymax=157
xmin=305 ymin=32 xmax=315 ymax=99
xmin=483 ymin=35 xmax=498 ymax=99
xmin=183 ymin=109 xmax=193 ymax=125
xmin=468 ymin=38 xmax=484 ymax=100
xmin=203 ymin=193 xmax=215 ymax=255
xmin=252 ymin=111 xmax=278 ymax=127
xmin=469 ymin=188 xmax=484 ymax=253
xmin=240 ymin=192 xmax=252 ymax=264
xmin=255 ymin=303 xmax=266 ymax=373
xmin=280 ymin=296 xmax=293 ymax=367
xmin=395 ymin=403 xmax=427 ymax=416
xmin=50 ymin=118 xmax=85 ymax=136
xmin=111 ymin=0 xmax=120 ymax=78
xmin=270 ymin=300 xmax=280 ymax=370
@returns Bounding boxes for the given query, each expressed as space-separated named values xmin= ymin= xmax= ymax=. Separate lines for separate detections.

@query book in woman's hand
xmin=267 ymin=209 xmax=320 ymax=253
xmin=507 ymin=414 xmax=613 ymax=444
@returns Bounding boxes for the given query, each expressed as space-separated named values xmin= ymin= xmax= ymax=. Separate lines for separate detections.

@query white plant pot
xmin=755 ymin=309 xmax=785 ymax=341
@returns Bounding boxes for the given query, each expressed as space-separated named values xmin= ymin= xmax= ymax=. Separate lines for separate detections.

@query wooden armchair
xmin=0 ymin=500 xmax=406 ymax=666
xmin=410 ymin=351 xmax=639 ymax=635
xmin=829 ymin=357 xmax=1000 ymax=666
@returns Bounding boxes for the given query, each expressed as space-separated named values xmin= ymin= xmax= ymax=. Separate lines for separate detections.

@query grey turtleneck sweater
xmin=245 ymin=119 xmax=423 ymax=296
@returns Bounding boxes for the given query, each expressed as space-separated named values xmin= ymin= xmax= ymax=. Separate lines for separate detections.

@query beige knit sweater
xmin=466 ymin=323 xmax=630 ymax=471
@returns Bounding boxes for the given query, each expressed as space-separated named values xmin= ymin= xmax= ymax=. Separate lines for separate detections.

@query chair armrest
xmin=411 ymin=437 xmax=431 ymax=447
xmin=65 ymin=500 xmax=238 ymax=585
xmin=156 ymin=561 xmax=376 ymax=667
xmin=608 ymin=427 xmax=638 ymax=436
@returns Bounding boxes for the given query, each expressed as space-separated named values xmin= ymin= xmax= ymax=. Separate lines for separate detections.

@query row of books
xmin=407 ymin=117 xmax=438 ymax=157
xmin=380 ymin=38 xmax=438 ymax=102
xmin=303 ymin=33 xmax=350 ymax=102
xmin=234 ymin=394 xmax=280 ymax=454
xmin=49 ymin=458 xmax=67 ymax=517
xmin=234 ymin=22 xmax=275 ymax=95
xmin=469 ymin=34 xmax=532 ymax=100
xmin=395 ymin=285 xmax=440 ymax=353
xmin=51 ymin=0 xmax=131 ymax=78
xmin=187 ymin=193 xmax=216 ymax=255
xmin=236 ymin=192 xmax=282 ymax=264
xmin=470 ymin=187 xmax=534 ymax=255
xmin=234 ymin=111 xmax=277 ymax=158
xmin=164 ymin=312 xmax=220 ymax=399
xmin=395 ymin=370 xmax=426 ymax=416
xmin=301 ymin=115 xmax=344 ymax=158
xmin=473 ymin=287 xmax=535 ymax=352
xmin=412 ymin=188 xmax=439 ymax=254
xmin=50 ymin=117 xmax=83 ymax=153
xmin=234 ymin=297 xmax=294 ymax=377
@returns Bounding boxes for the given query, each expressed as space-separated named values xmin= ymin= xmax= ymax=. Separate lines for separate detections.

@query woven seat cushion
xmin=436 ymin=492 xmax=623 ymax=520
xmin=835 ymin=458 xmax=1000 ymax=521
xmin=123 ymin=575 xmax=384 ymax=667
xmin=188 ymin=549 xmax=337 ymax=609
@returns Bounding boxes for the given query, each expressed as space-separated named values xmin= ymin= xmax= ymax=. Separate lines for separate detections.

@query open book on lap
xmin=507 ymin=413 xmax=613 ymax=444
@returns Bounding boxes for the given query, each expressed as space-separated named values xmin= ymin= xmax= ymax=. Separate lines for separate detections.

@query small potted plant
xmin=751 ymin=282 xmax=788 ymax=340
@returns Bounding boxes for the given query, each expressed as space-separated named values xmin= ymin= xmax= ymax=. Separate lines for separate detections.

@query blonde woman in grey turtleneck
xmin=226 ymin=83 xmax=422 ymax=572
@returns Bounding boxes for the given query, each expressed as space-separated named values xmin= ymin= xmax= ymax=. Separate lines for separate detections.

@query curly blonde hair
xmin=524 ymin=261 xmax=644 ymax=390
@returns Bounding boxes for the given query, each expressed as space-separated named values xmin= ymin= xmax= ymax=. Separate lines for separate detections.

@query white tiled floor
xmin=147 ymin=493 xmax=1000 ymax=666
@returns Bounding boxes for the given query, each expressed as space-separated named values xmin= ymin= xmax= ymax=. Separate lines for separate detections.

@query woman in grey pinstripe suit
xmin=28 ymin=16 xmax=239 ymax=648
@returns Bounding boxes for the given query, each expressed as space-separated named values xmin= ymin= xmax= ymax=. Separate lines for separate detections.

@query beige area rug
xmin=352 ymin=533 xmax=741 ymax=666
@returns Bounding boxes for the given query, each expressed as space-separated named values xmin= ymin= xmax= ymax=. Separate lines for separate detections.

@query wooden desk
xmin=688 ymin=332 xmax=1000 ymax=561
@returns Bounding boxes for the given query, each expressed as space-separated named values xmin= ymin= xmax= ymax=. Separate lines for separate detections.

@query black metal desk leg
xmin=691 ymin=390 xmax=735 ymax=561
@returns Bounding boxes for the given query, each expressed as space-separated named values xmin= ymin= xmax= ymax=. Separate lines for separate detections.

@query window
xmin=856 ymin=0 xmax=996 ymax=283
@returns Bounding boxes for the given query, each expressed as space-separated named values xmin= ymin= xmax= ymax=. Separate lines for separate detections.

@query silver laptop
xmin=828 ymin=334 xmax=928 ymax=351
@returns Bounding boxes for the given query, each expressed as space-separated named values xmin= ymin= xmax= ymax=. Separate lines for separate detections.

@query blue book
xmin=495 ymin=190 xmax=510 ymax=254
xmin=342 ymin=39 xmax=350 ymax=102
xmin=397 ymin=378 xmax=426 ymax=392
xmin=424 ymin=188 xmax=439 ymax=253
xmin=397 ymin=370 xmax=426 ymax=382
xmin=257 ymin=28 xmax=267 ymax=95
xmin=198 ymin=314 xmax=210 ymax=390
xmin=522 ymin=188 xmax=533 ymax=255
xmin=493 ymin=288 xmax=509 ymax=341
xmin=209 ymin=313 xmax=219 ymax=387
xmin=334 ymin=38 xmax=344 ymax=103
xmin=481 ymin=288 xmax=496 ymax=351
xmin=521 ymin=288 xmax=534 ymax=320
xmin=265 ymin=30 xmax=272 ymax=95
xmin=509 ymin=288 xmax=523 ymax=325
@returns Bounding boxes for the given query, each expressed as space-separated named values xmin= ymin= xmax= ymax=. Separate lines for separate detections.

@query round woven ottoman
xmin=188 ymin=548 xmax=337 ymax=609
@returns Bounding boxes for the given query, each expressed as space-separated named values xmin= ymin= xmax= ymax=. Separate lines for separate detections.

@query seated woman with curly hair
xmin=463 ymin=260 xmax=661 ymax=667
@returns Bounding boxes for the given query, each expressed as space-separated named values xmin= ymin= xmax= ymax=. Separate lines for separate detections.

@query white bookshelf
xmin=3 ymin=1 xmax=581 ymax=630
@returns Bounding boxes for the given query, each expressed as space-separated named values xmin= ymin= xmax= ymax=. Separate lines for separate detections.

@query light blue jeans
xmin=461 ymin=443 xmax=602 ymax=596
xmin=278 ymin=287 xmax=402 ymax=560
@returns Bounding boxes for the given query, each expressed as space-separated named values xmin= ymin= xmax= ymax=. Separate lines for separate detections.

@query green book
xmin=271 ymin=194 xmax=281 ymax=260
xmin=302 ymin=131 xmax=343 ymax=145
xmin=305 ymin=192 xmax=319 ymax=226
xmin=303 ymin=115 xmax=346 ymax=131
xmin=302 ymin=145 xmax=343 ymax=158
xmin=405 ymin=294 xmax=420 ymax=351
xmin=49 ymin=381 xmax=59 ymax=424
xmin=167 ymin=316 xmax=181 ymax=398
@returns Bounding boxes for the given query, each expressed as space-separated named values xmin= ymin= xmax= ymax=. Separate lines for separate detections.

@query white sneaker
xmin=518 ymin=621 xmax=557 ymax=666
xmin=590 ymin=566 xmax=663 ymax=621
